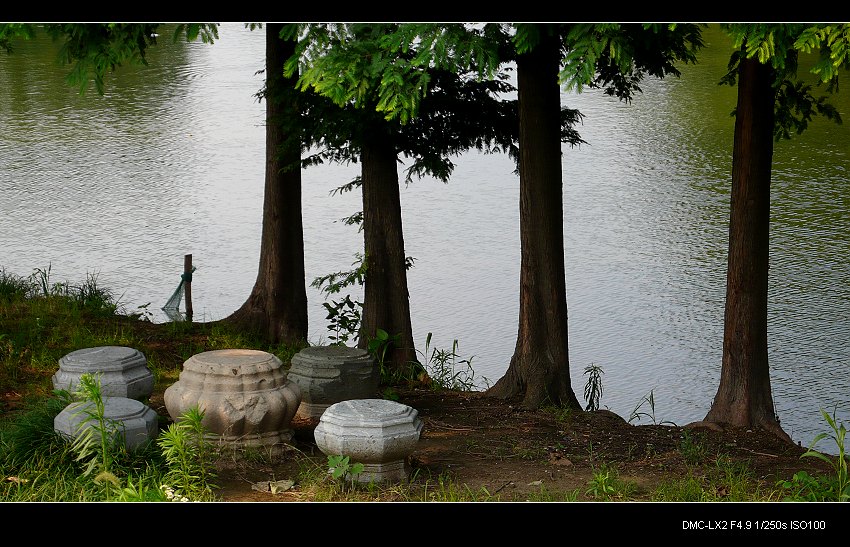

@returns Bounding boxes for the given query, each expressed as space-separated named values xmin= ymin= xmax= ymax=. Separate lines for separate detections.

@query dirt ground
xmin=143 ymin=386 xmax=837 ymax=504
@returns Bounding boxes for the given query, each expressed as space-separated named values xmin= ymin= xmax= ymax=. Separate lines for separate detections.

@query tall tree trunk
xmin=357 ymin=129 xmax=418 ymax=373
xmin=486 ymin=30 xmax=581 ymax=410
xmin=223 ymin=24 xmax=308 ymax=346
xmin=703 ymin=56 xmax=790 ymax=443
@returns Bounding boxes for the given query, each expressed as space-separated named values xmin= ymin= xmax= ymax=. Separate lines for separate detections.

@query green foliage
xmin=367 ymin=328 xmax=401 ymax=381
xmin=778 ymin=470 xmax=838 ymax=502
xmin=0 ymin=267 xmax=35 ymax=301
xmin=723 ymin=24 xmax=795 ymax=67
xmin=291 ymin=22 xmax=525 ymax=181
xmin=0 ymin=387 xmax=218 ymax=501
xmin=651 ymin=471 xmax=714 ymax=502
xmin=327 ymin=454 xmax=365 ymax=483
xmin=628 ymin=389 xmax=676 ymax=426
xmin=796 ymin=408 xmax=849 ymax=501
xmin=321 ymin=295 xmax=362 ymax=346
xmin=17 ymin=264 xmax=118 ymax=315
xmin=559 ymin=23 xmax=705 ymax=102
xmin=679 ymin=430 xmax=708 ymax=465
xmin=418 ymin=472 xmax=497 ymax=502
xmin=0 ymin=395 xmax=72 ymax=469
xmin=30 ymin=263 xmax=60 ymax=298
xmin=55 ymin=23 xmax=218 ymax=95
xmin=173 ymin=24 xmax=219 ymax=45
xmin=290 ymin=24 xmax=426 ymax=123
xmin=652 ymin=456 xmax=777 ymax=502
xmin=719 ymin=23 xmax=847 ymax=141
xmin=381 ymin=386 xmax=400 ymax=401
xmin=544 ymin=405 xmax=574 ymax=426
xmin=292 ymin=23 xmax=510 ymax=126
xmin=0 ymin=23 xmax=220 ymax=96
xmin=582 ymin=363 xmax=604 ymax=411
xmin=585 ymin=466 xmax=617 ymax=500
xmin=773 ymin=79 xmax=842 ymax=140
xmin=417 ymin=332 xmax=485 ymax=391
xmin=67 ymin=373 xmax=123 ymax=476
xmin=311 ymin=254 xmax=367 ymax=346
xmin=157 ymin=405 xmax=218 ymax=500
xmin=0 ymin=23 xmax=36 ymax=54
xmin=312 ymin=254 xmax=368 ymax=297
xmin=794 ymin=24 xmax=850 ymax=83
xmin=585 ymin=464 xmax=634 ymax=501
xmin=525 ymin=485 xmax=581 ymax=502
xmin=46 ymin=23 xmax=163 ymax=95
xmin=0 ymin=271 xmax=306 ymax=410
xmin=110 ymin=477 xmax=169 ymax=502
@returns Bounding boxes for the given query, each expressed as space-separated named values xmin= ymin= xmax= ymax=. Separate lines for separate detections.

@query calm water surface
xmin=1 ymin=24 xmax=847 ymax=452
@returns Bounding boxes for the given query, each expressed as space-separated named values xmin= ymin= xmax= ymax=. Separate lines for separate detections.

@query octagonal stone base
xmin=54 ymin=397 xmax=159 ymax=451
xmin=163 ymin=349 xmax=301 ymax=455
xmin=288 ymin=346 xmax=379 ymax=422
xmin=52 ymin=346 xmax=154 ymax=400
xmin=314 ymin=399 xmax=423 ymax=483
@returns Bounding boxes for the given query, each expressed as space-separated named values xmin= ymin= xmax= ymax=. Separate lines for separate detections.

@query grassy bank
xmin=1 ymin=267 xmax=847 ymax=503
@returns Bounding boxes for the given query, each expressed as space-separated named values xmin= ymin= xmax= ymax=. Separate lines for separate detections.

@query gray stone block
xmin=288 ymin=345 xmax=379 ymax=421
xmin=54 ymin=397 xmax=159 ymax=451
xmin=52 ymin=346 xmax=154 ymax=400
xmin=314 ymin=399 xmax=423 ymax=483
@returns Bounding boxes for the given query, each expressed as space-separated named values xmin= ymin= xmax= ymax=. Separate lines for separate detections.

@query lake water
xmin=1 ymin=24 xmax=847 ymax=452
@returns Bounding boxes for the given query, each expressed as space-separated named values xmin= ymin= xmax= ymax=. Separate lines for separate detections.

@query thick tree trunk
xmin=222 ymin=25 xmax=308 ymax=346
xmin=703 ymin=56 xmax=790 ymax=443
xmin=356 ymin=130 xmax=418 ymax=373
xmin=486 ymin=31 xmax=581 ymax=410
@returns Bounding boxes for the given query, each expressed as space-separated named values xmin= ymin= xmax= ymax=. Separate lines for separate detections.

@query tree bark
xmin=486 ymin=30 xmax=581 ymax=410
xmin=222 ymin=24 xmax=308 ymax=346
xmin=356 ymin=128 xmax=418 ymax=373
xmin=703 ymin=55 xmax=790 ymax=443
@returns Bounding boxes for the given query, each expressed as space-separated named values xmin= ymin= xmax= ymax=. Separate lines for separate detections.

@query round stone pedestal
xmin=288 ymin=346 xmax=379 ymax=422
xmin=52 ymin=346 xmax=154 ymax=400
xmin=313 ymin=399 xmax=423 ymax=483
xmin=163 ymin=349 xmax=301 ymax=454
xmin=54 ymin=397 xmax=159 ymax=451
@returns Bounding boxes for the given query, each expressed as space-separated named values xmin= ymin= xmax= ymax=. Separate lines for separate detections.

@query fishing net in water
xmin=161 ymin=266 xmax=196 ymax=322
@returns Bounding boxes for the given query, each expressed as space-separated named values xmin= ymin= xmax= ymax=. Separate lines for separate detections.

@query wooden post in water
xmin=184 ymin=254 xmax=193 ymax=322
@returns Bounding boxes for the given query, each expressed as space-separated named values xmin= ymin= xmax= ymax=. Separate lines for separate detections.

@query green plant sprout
xmin=158 ymin=404 xmax=218 ymax=499
xmin=799 ymin=407 xmax=848 ymax=501
xmin=628 ymin=389 xmax=676 ymax=426
xmin=417 ymin=332 xmax=484 ymax=391
xmin=68 ymin=373 xmax=123 ymax=476
xmin=327 ymin=454 xmax=365 ymax=481
xmin=583 ymin=363 xmax=604 ymax=411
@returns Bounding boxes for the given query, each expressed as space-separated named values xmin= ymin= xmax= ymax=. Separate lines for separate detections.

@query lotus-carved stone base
xmin=163 ymin=349 xmax=301 ymax=455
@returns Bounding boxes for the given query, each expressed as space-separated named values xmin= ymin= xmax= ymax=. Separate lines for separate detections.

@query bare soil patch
xmin=143 ymin=387 xmax=836 ymax=503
